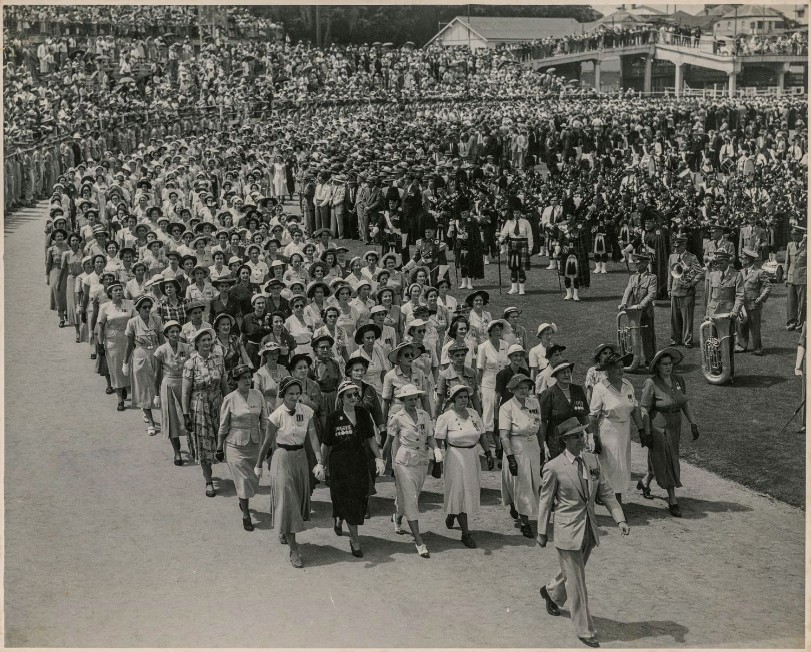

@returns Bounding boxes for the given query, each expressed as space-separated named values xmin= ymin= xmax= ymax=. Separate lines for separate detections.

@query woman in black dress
xmin=321 ymin=380 xmax=386 ymax=558
xmin=538 ymin=360 xmax=591 ymax=461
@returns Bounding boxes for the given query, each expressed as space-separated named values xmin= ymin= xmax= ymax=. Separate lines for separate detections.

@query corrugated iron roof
xmin=450 ymin=16 xmax=582 ymax=41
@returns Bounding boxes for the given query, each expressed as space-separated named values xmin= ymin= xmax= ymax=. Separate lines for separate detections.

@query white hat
xmin=394 ymin=383 xmax=424 ymax=399
xmin=536 ymin=322 xmax=558 ymax=337
xmin=507 ymin=344 xmax=525 ymax=356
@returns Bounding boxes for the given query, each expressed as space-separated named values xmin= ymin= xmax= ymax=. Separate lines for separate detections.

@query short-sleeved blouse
xmin=468 ymin=309 xmax=492 ymax=344
xmin=285 ymin=314 xmax=312 ymax=346
xmin=153 ymin=341 xmax=191 ymax=378
xmin=125 ymin=314 xmax=162 ymax=350
xmin=254 ymin=364 xmax=284 ymax=411
xmin=499 ymin=396 xmax=542 ymax=438
xmin=583 ymin=367 xmax=606 ymax=391
xmin=477 ymin=338 xmax=509 ymax=385
xmin=269 ymin=402 xmax=315 ymax=446
xmin=589 ymin=378 xmax=638 ymax=423
xmin=356 ymin=344 xmax=389 ymax=394
xmin=434 ymin=408 xmax=484 ymax=446
xmin=390 ymin=408 xmax=433 ymax=466
xmin=382 ymin=365 xmax=427 ymax=414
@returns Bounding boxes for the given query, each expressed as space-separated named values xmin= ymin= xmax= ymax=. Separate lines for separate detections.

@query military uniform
xmin=436 ymin=364 xmax=479 ymax=413
xmin=785 ymin=234 xmax=807 ymax=330
xmin=407 ymin=236 xmax=448 ymax=286
xmin=736 ymin=260 xmax=771 ymax=354
xmin=667 ymin=248 xmax=704 ymax=347
xmin=620 ymin=263 xmax=658 ymax=365
xmin=705 ymin=263 xmax=744 ymax=376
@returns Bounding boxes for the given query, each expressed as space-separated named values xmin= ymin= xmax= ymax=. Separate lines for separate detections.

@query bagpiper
xmin=498 ymin=196 xmax=534 ymax=296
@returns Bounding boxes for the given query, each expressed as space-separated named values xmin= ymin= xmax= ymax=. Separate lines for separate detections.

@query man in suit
xmin=355 ymin=173 xmax=370 ymax=244
xmin=668 ymin=235 xmax=704 ymax=348
xmin=785 ymin=225 xmax=807 ymax=331
xmin=344 ymin=173 xmax=359 ymax=241
xmin=736 ymin=247 xmax=771 ymax=356
xmin=537 ymin=418 xmax=630 ymax=648
xmin=618 ymin=253 xmax=657 ymax=366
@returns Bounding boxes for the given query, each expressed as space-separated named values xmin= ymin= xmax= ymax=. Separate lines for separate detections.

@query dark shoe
xmin=91 ymin=353 xmax=97 ymax=360
xmin=684 ymin=343 xmax=693 ymax=349
xmin=445 ymin=514 xmax=455 ymax=529
xmin=520 ymin=522 xmax=534 ymax=538
xmin=579 ymin=637 xmax=600 ymax=648
xmin=243 ymin=517 xmax=254 ymax=532
xmin=636 ymin=479 xmax=652 ymax=499
xmin=334 ymin=518 xmax=343 ymax=536
xmin=350 ymin=541 xmax=363 ymax=558
xmin=205 ymin=482 xmax=216 ymax=498
xmin=289 ymin=550 xmax=303 ymax=568
xmin=173 ymin=455 xmax=183 ymax=467
xmin=279 ymin=533 xmax=288 ymax=544
xmin=364 ymin=509 xmax=371 ymax=519
xmin=122 ymin=388 xmax=128 ymax=400
xmin=509 ymin=504 xmax=519 ymax=520
xmin=105 ymin=387 xmax=115 ymax=395
xmin=75 ymin=336 xmax=81 ymax=343
xmin=668 ymin=503 xmax=682 ymax=517
xmin=595 ymin=496 xmax=604 ymax=506
xmin=59 ymin=319 xmax=65 ymax=328
xmin=116 ymin=401 xmax=125 ymax=411
xmin=540 ymin=586 xmax=560 ymax=616
xmin=461 ymin=532 xmax=477 ymax=548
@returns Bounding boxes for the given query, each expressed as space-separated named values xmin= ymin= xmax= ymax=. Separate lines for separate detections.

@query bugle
xmin=700 ymin=311 xmax=736 ymax=385
xmin=616 ymin=307 xmax=644 ymax=373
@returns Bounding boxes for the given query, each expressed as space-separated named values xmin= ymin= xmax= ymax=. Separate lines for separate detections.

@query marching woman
xmin=217 ymin=364 xmax=270 ymax=532
xmin=584 ymin=343 xmax=618 ymax=404
xmin=60 ymin=232 xmax=84 ymax=341
xmin=589 ymin=350 xmax=648 ymax=504
xmin=321 ymin=380 xmax=386 ymax=557
xmin=212 ymin=313 xmax=252 ymax=381
xmin=388 ymin=384 xmax=440 ymax=558
xmin=465 ymin=290 xmax=492 ymax=345
xmin=46 ymin=227 xmax=69 ymax=327
xmin=538 ymin=360 xmax=590 ymax=462
xmin=477 ymin=319 xmax=510 ymax=458
xmin=182 ymin=327 xmax=230 ymax=498
xmin=311 ymin=333 xmax=342 ymax=430
xmin=376 ymin=286 xmax=403 ymax=342
xmin=353 ymin=323 xmax=389 ymax=395
xmin=499 ymin=373 xmax=543 ymax=538
xmin=96 ymin=281 xmax=133 ymax=412
xmin=253 ymin=341 xmax=286 ymax=414
xmin=242 ymin=294 xmax=271 ymax=369
xmin=153 ymin=320 xmax=191 ymax=466
xmin=123 ymin=295 xmax=163 ymax=436
xmin=255 ymin=376 xmax=324 ymax=568
xmin=284 ymin=294 xmax=313 ymax=349
xmin=440 ymin=317 xmax=477 ymax=370
xmin=502 ymin=307 xmax=528 ymax=350
xmin=498 ymin=198 xmax=533 ymax=296
xmin=260 ymin=312 xmax=297 ymax=369
xmin=638 ymin=348 xmax=701 ymax=517
xmin=434 ymin=384 xmax=490 ymax=549
xmin=313 ymin=305 xmax=351 ymax=362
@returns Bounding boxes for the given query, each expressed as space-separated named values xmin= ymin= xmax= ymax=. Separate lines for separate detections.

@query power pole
xmin=315 ymin=5 xmax=321 ymax=47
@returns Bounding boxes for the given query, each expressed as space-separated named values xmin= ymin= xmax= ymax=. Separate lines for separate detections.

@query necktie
xmin=575 ymin=457 xmax=589 ymax=498
xmin=513 ymin=219 xmax=520 ymax=236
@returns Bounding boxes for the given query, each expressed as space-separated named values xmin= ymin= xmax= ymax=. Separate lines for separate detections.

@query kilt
xmin=507 ymin=237 xmax=531 ymax=270
xmin=593 ymin=233 xmax=608 ymax=255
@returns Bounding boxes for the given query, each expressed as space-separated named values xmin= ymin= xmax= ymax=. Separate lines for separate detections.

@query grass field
xmin=340 ymin=238 xmax=806 ymax=507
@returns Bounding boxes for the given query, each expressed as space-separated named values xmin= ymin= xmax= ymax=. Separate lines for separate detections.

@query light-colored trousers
xmin=545 ymin=523 xmax=596 ymax=639
xmin=670 ymin=293 xmax=696 ymax=346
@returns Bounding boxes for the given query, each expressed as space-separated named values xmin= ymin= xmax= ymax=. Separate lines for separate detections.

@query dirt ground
xmin=4 ymin=202 xmax=804 ymax=647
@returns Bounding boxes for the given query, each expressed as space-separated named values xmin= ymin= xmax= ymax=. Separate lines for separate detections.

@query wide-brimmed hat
xmin=550 ymin=360 xmax=575 ymax=377
xmin=259 ymin=341 xmax=285 ymax=358
xmin=557 ymin=417 xmax=589 ymax=439
xmin=465 ymin=290 xmax=489 ymax=306
xmin=354 ymin=323 xmax=382 ymax=344
xmin=336 ymin=379 xmax=361 ymax=399
xmin=344 ymin=355 xmax=370 ymax=375
xmin=212 ymin=312 xmax=236 ymax=329
xmin=592 ymin=342 xmax=618 ymax=362
xmin=133 ymin=295 xmax=154 ymax=311
xmin=158 ymin=277 xmax=182 ymax=295
xmin=287 ymin=353 xmax=312 ymax=371
xmin=447 ymin=383 xmax=472 ymax=403
xmin=649 ymin=347 xmax=684 ymax=372
xmin=212 ymin=274 xmax=237 ymax=287
xmin=486 ymin=319 xmax=507 ymax=333
xmin=506 ymin=373 xmax=533 ymax=392
xmin=507 ymin=344 xmax=525 ymax=357
xmin=231 ymin=364 xmax=253 ymax=382
xmin=536 ymin=322 xmax=558 ymax=337
xmin=306 ymin=280 xmax=330 ymax=298
xmin=596 ymin=351 xmax=633 ymax=371
xmin=394 ymin=383 xmax=424 ymax=399
xmin=192 ymin=327 xmax=216 ymax=346
xmin=387 ymin=341 xmax=420 ymax=365
xmin=162 ymin=319 xmax=181 ymax=334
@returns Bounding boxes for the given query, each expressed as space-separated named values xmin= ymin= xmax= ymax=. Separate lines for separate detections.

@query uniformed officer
xmin=738 ymin=213 xmax=768 ymax=262
xmin=618 ymin=253 xmax=657 ymax=366
xmin=785 ymin=225 xmax=807 ymax=331
xmin=436 ymin=344 xmax=480 ymax=416
xmin=405 ymin=217 xmax=448 ymax=287
xmin=703 ymin=222 xmax=735 ymax=268
xmin=667 ymin=234 xmax=704 ymax=348
xmin=705 ymin=250 xmax=744 ymax=375
xmin=736 ymin=247 xmax=771 ymax=356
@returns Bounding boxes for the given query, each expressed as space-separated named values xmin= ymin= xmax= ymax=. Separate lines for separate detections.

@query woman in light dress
xmin=123 ymin=294 xmax=163 ymax=435
xmin=153 ymin=320 xmax=191 ymax=466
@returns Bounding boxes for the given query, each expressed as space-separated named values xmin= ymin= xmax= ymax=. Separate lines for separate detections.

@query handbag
xmin=430 ymin=460 xmax=443 ymax=479
xmin=638 ymin=429 xmax=651 ymax=448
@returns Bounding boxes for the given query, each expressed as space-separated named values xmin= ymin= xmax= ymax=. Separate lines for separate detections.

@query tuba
xmin=616 ymin=307 xmax=644 ymax=373
xmin=700 ymin=312 xmax=736 ymax=384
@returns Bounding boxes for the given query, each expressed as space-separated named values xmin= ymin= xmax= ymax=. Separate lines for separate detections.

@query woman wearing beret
xmin=589 ymin=351 xmax=648 ymax=504
xmin=388 ymin=384 xmax=440 ymax=558
xmin=499 ymin=374 xmax=543 ymax=538
xmin=255 ymin=377 xmax=324 ymax=568
xmin=153 ymin=319 xmax=191 ymax=466
xmin=638 ymin=348 xmax=700 ymax=517
xmin=434 ymin=384 xmax=490 ymax=548
xmin=182 ymin=327 xmax=230 ymax=497
xmin=46 ymin=227 xmax=69 ymax=327
xmin=539 ymin=360 xmax=590 ymax=462
xmin=322 ymin=380 xmax=386 ymax=557
xmin=59 ymin=232 xmax=84 ymax=340
xmin=96 ymin=281 xmax=134 ymax=411
xmin=124 ymin=295 xmax=163 ymax=435
xmin=217 ymin=364 xmax=269 ymax=532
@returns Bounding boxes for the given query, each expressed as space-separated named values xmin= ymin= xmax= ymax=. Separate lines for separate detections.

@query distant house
xmin=425 ymin=16 xmax=582 ymax=49
xmin=713 ymin=5 xmax=788 ymax=36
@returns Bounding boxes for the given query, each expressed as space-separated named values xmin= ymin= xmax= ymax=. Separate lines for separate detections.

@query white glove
xmin=121 ymin=362 xmax=130 ymax=375
xmin=254 ymin=466 xmax=263 ymax=479
xmin=313 ymin=463 xmax=326 ymax=482
xmin=374 ymin=457 xmax=386 ymax=476
xmin=152 ymin=396 xmax=161 ymax=409
xmin=433 ymin=448 xmax=443 ymax=463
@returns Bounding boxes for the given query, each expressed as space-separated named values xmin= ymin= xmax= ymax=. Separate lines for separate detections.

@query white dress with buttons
xmin=589 ymin=378 xmax=637 ymax=495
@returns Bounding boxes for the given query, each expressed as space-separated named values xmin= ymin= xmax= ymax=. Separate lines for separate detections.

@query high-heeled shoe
xmin=520 ymin=522 xmax=534 ymax=538
xmin=391 ymin=513 xmax=404 ymax=535
xmin=349 ymin=541 xmax=363 ymax=558
xmin=636 ymin=479 xmax=652 ymax=499
xmin=445 ymin=514 xmax=455 ymax=529
xmin=334 ymin=518 xmax=343 ymax=536
xmin=509 ymin=504 xmax=519 ymax=520
xmin=668 ymin=503 xmax=682 ymax=517
xmin=243 ymin=517 xmax=254 ymax=532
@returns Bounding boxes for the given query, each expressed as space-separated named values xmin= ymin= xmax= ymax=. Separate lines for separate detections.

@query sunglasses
xmin=400 ymin=352 xmax=415 ymax=359
xmin=414 ymin=328 xmax=426 ymax=334
xmin=343 ymin=392 xmax=360 ymax=400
